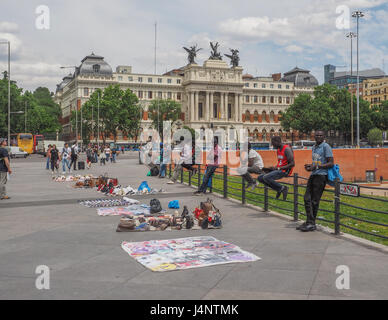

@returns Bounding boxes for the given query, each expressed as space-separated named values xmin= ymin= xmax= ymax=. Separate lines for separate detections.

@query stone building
xmin=55 ymin=51 xmax=318 ymax=143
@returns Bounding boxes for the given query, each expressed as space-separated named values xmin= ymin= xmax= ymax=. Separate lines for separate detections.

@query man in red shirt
xmin=258 ymin=136 xmax=294 ymax=200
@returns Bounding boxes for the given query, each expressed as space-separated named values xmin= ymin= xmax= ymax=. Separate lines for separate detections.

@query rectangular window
xmin=254 ymin=83 xmax=258 ymax=88
xmin=158 ymin=78 xmax=162 ymax=83
xmin=118 ymin=76 xmax=123 ymax=81
xmin=286 ymin=97 xmax=290 ymax=104
xmin=177 ymin=93 xmax=181 ymax=100
xmin=167 ymin=79 xmax=172 ymax=84
xmin=84 ymin=88 xmax=89 ymax=96
xmin=279 ymin=97 xmax=282 ymax=103
xmin=262 ymin=84 xmax=266 ymax=88
xmin=270 ymin=96 xmax=274 ymax=103
xmin=138 ymin=77 xmax=143 ymax=82
xmin=148 ymin=91 xmax=153 ymax=99
xmin=177 ymin=79 xmax=181 ymax=84
xmin=262 ymin=96 xmax=266 ymax=103
xmin=199 ymin=102 xmax=203 ymax=119
xmin=245 ymin=83 xmax=249 ymax=87
xmin=245 ymin=95 xmax=250 ymax=103
xmin=270 ymin=84 xmax=274 ymax=89
xmin=254 ymin=96 xmax=258 ymax=103
xmin=128 ymin=76 xmax=133 ymax=81
xmin=286 ymin=85 xmax=290 ymax=89
xmin=228 ymin=103 xmax=232 ymax=119
xmin=278 ymin=84 xmax=282 ymax=89
xmin=148 ymin=77 xmax=152 ymax=83
xmin=158 ymin=91 xmax=162 ymax=98
xmin=167 ymin=92 xmax=172 ymax=99
xmin=138 ymin=91 xmax=143 ymax=98
xmin=213 ymin=103 xmax=218 ymax=118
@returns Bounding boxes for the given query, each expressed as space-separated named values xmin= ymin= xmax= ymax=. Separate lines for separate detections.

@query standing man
xmin=61 ymin=143 xmax=72 ymax=174
xmin=70 ymin=143 xmax=79 ymax=171
xmin=46 ymin=145 xmax=52 ymax=170
xmin=258 ymin=136 xmax=294 ymax=200
xmin=0 ymin=139 xmax=12 ymax=200
xmin=298 ymin=130 xmax=334 ymax=232
xmin=194 ymin=136 xmax=222 ymax=196
xmin=50 ymin=144 xmax=60 ymax=174
xmin=238 ymin=142 xmax=264 ymax=191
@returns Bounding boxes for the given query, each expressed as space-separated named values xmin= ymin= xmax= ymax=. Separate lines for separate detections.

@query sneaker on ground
xmin=300 ymin=224 xmax=316 ymax=232
xmin=167 ymin=181 xmax=175 ymax=184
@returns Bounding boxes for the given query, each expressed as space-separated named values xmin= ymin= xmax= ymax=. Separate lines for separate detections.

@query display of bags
xmin=150 ymin=198 xmax=162 ymax=213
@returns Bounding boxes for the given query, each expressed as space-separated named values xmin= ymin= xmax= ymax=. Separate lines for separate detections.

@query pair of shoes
xmin=167 ymin=181 xmax=175 ymax=184
xmin=276 ymin=186 xmax=289 ymax=200
xmin=194 ymin=191 xmax=203 ymax=196
xmin=296 ymin=222 xmax=307 ymax=230
xmin=0 ymin=196 xmax=11 ymax=200
xmin=299 ymin=224 xmax=316 ymax=232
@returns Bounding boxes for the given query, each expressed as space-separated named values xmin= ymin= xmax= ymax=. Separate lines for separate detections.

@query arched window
xmin=254 ymin=111 xmax=259 ymax=122
xmin=270 ymin=111 xmax=275 ymax=122
xmin=262 ymin=111 xmax=267 ymax=123
xmin=262 ymin=129 xmax=267 ymax=141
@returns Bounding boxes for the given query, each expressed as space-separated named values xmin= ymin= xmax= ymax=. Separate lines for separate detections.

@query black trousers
xmin=70 ymin=156 xmax=78 ymax=170
xmin=304 ymin=175 xmax=327 ymax=225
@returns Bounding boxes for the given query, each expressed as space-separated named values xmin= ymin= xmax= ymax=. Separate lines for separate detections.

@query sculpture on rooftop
xmin=225 ymin=48 xmax=240 ymax=67
xmin=209 ymin=41 xmax=222 ymax=60
xmin=183 ymin=44 xmax=202 ymax=64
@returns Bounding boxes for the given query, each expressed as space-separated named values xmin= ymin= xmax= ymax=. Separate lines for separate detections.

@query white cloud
xmin=285 ymin=45 xmax=304 ymax=53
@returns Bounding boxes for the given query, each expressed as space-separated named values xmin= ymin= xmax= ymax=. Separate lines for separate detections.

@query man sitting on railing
xmin=298 ymin=130 xmax=334 ymax=232
xmin=194 ymin=137 xmax=222 ymax=196
xmin=238 ymin=142 xmax=264 ymax=191
xmin=168 ymin=137 xmax=196 ymax=184
xmin=258 ymin=136 xmax=294 ymax=201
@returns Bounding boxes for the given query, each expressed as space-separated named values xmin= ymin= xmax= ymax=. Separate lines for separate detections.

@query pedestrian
xmin=111 ymin=148 xmax=117 ymax=163
xmin=50 ymin=145 xmax=60 ymax=174
xmin=100 ymin=151 xmax=106 ymax=166
xmin=94 ymin=146 xmax=98 ymax=163
xmin=238 ymin=142 xmax=264 ymax=191
xmin=194 ymin=136 xmax=222 ymax=195
xmin=159 ymin=142 xmax=167 ymax=178
xmin=61 ymin=143 xmax=72 ymax=174
xmin=121 ymin=145 xmax=125 ymax=154
xmin=70 ymin=143 xmax=79 ymax=171
xmin=380 ymin=175 xmax=383 ymax=184
xmin=258 ymin=136 xmax=294 ymax=200
xmin=104 ymin=145 xmax=110 ymax=163
xmin=168 ymin=137 xmax=195 ymax=184
xmin=86 ymin=145 xmax=93 ymax=169
xmin=0 ymin=139 xmax=12 ymax=200
xmin=46 ymin=145 xmax=52 ymax=170
xmin=298 ymin=130 xmax=334 ymax=232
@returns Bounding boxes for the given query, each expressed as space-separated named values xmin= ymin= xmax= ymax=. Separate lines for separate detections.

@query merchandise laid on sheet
xmin=53 ymin=174 xmax=98 ymax=182
xmin=79 ymin=198 xmax=133 ymax=208
xmin=121 ymin=236 xmax=260 ymax=272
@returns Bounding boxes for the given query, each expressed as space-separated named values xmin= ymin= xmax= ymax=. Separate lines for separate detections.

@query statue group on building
xmin=183 ymin=42 xmax=239 ymax=67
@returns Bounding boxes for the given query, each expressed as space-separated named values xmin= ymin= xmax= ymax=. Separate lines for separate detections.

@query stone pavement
xmin=0 ymin=154 xmax=387 ymax=300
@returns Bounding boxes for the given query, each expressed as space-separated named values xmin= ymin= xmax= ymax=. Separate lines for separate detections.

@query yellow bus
xmin=10 ymin=133 xmax=34 ymax=154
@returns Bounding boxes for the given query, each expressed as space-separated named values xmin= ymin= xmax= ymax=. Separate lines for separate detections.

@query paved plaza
xmin=0 ymin=153 xmax=387 ymax=300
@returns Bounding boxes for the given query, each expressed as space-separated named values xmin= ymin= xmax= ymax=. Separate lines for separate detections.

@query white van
xmin=10 ymin=147 xmax=28 ymax=158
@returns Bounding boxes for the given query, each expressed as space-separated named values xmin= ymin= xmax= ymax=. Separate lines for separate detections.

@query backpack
xmin=150 ymin=199 xmax=162 ymax=214
xmin=150 ymin=166 xmax=159 ymax=176
xmin=71 ymin=146 xmax=76 ymax=156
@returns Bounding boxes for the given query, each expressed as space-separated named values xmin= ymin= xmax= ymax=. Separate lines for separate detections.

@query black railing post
xmin=198 ymin=164 xmax=201 ymax=191
xmin=189 ymin=168 xmax=192 ymax=186
xmin=223 ymin=165 xmax=228 ymax=198
xmin=242 ymin=177 xmax=246 ymax=205
xmin=180 ymin=166 xmax=184 ymax=184
xmin=293 ymin=173 xmax=299 ymax=221
xmin=334 ymin=178 xmax=341 ymax=235
xmin=209 ymin=168 xmax=213 ymax=193
xmin=264 ymin=185 xmax=269 ymax=212
xmin=169 ymin=164 xmax=172 ymax=178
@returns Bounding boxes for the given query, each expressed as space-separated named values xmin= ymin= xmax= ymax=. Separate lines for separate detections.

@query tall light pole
xmin=346 ymin=32 xmax=357 ymax=146
xmin=0 ymin=40 xmax=10 ymax=146
xmin=60 ymin=66 xmax=78 ymax=146
xmin=352 ymin=10 xmax=364 ymax=148
xmin=97 ymin=90 xmax=100 ymax=150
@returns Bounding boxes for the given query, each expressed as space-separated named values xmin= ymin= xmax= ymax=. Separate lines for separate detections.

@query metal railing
xmin=167 ymin=164 xmax=388 ymax=243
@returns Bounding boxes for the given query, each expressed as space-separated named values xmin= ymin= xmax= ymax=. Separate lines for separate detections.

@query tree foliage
xmin=148 ymin=99 xmax=181 ymax=135
xmin=367 ymin=128 xmax=383 ymax=146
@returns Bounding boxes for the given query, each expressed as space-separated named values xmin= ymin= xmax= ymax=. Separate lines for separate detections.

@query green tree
xmin=367 ymin=128 xmax=383 ymax=146
xmin=148 ymin=99 xmax=181 ymax=136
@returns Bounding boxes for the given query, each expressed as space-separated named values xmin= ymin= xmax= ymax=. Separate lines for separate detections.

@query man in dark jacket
xmin=0 ymin=139 xmax=12 ymax=200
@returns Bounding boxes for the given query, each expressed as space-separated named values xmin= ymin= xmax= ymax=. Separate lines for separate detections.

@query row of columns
xmin=187 ymin=91 xmax=242 ymax=123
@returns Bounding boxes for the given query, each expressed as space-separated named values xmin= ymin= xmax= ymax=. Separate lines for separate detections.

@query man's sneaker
xmin=62 ymin=171 xmax=66 ymax=174
xmin=299 ymin=224 xmax=316 ymax=232
xmin=167 ymin=181 xmax=175 ymax=184
xmin=250 ymin=181 xmax=258 ymax=191
xmin=0 ymin=196 xmax=11 ymax=200
xmin=282 ymin=186 xmax=289 ymax=201
xmin=194 ymin=191 xmax=203 ymax=196
xmin=296 ymin=222 xmax=307 ymax=230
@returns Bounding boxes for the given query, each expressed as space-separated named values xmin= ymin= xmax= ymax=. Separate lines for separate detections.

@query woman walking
xmin=50 ymin=145 xmax=60 ymax=174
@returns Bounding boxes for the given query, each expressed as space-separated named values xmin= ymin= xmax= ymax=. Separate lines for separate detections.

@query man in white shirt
xmin=168 ymin=137 xmax=194 ymax=184
xmin=239 ymin=142 xmax=264 ymax=191
xmin=70 ymin=143 xmax=79 ymax=171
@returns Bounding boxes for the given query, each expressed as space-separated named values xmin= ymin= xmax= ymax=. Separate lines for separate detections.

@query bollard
xmin=198 ymin=164 xmax=201 ymax=191
xmin=223 ymin=165 xmax=228 ymax=198
xmin=334 ymin=178 xmax=341 ymax=235
xmin=242 ymin=177 xmax=246 ymax=205
xmin=180 ymin=166 xmax=183 ymax=184
xmin=264 ymin=185 xmax=269 ymax=212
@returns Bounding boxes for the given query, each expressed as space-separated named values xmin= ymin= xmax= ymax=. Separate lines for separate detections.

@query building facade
xmin=55 ymin=52 xmax=318 ymax=143
xmin=363 ymin=77 xmax=388 ymax=107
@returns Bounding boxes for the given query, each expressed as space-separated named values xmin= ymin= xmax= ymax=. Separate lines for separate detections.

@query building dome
xmin=77 ymin=52 xmax=113 ymax=76
xmin=281 ymin=67 xmax=318 ymax=88
xmin=56 ymin=73 xmax=73 ymax=92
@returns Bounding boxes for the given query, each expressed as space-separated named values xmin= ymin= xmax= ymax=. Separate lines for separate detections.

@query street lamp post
xmin=346 ymin=32 xmax=357 ymax=147
xmin=0 ymin=40 xmax=10 ymax=146
xmin=352 ymin=10 xmax=364 ymax=148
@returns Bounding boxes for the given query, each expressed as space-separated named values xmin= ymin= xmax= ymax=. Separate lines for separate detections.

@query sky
xmin=0 ymin=0 xmax=387 ymax=92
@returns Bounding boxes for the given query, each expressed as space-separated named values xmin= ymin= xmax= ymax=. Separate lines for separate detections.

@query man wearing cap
xmin=0 ymin=139 xmax=12 ymax=200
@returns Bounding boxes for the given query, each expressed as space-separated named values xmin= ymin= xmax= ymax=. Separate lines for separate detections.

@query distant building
xmin=324 ymin=64 xmax=385 ymax=89
xmin=55 ymin=52 xmax=317 ymax=143
xmin=363 ymin=77 xmax=388 ymax=107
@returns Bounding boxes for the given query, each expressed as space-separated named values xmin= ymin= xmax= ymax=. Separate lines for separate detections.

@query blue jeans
xmin=46 ymin=157 xmax=50 ymax=169
xmin=159 ymin=163 xmax=167 ymax=177
xmin=62 ymin=158 xmax=71 ymax=172
xmin=258 ymin=170 xmax=288 ymax=193
xmin=199 ymin=165 xmax=217 ymax=193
